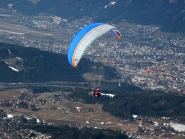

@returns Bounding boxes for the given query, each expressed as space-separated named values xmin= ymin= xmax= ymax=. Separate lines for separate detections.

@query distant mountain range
xmin=0 ymin=42 xmax=119 ymax=83
xmin=1 ymin=0 xmax=185 ymax=33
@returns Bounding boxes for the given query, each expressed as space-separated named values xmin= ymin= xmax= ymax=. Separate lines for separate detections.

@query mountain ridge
xmin=1 ymin=0 xmax=185 ymax=33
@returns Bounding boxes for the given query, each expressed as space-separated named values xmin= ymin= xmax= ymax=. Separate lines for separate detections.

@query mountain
xmin=1 ymin=0 xmax=185 ymax=33
xmin=0 ymin=42 xmax=119 ymax=83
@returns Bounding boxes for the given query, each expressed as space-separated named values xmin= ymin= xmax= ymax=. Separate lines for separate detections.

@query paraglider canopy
xmin=67 ymin=23 xmax=121 ymax=68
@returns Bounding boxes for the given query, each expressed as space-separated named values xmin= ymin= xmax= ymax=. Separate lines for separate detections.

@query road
xmin=0 ymin=24 xmax=52 ymax=35
xmin=0 ymin=81 xmax=89 ymax=90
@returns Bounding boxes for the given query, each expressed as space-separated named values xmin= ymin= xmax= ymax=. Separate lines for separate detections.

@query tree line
xmin=68 ymin=88 xmax=185 ymax=123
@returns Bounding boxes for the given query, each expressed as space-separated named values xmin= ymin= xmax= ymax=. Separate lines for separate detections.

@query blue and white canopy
xmin=67 ymin=23 xmax=121 ymax=67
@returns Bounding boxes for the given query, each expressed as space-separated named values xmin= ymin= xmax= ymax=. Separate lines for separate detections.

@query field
xmin=0 ymin=88 xmax=25 ymax=101
xmin=35 ymin=97 xmax=134 ymax=131
xmin=0 ymin=89 xmax=138 ymax=132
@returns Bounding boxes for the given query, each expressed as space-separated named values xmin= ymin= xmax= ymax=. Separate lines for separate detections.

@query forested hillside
xmin=68 ymin=88 xmax=185 ymax=123
xmin=0 ymin=42 xmax=119 ymax=82
xmin=29 ymin=125 xmax=128 ymax=139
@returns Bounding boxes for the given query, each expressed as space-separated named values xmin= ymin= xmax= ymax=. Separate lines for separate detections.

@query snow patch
xmin=132 ymin=114 xmax=137 ymax=118
xmin=76 ymin=107 xmax=82 ymax=110
xmin=8 ymin=66 xmax=19 ymax=72
xmin=8 ymin=4 xmax=13 ymax=8
xmin=110 ymin=2 xmax=116 ymax=5
xmin=25 ymin=117 xmax=32 ymax=120
xmin=37 ymin=119 xmax=40 ymax=123
xmin=7 ymin=114 xmax=13 ymax=118
xmin=16 ymin=57 xmax=22 ymax=60
xmin=101 ymin=93 xmax=115 ymax=98
xmin=170 ymin=122 xmax=185 ymax=132
xmin=105 ymin=1 xmax=117 ymax=9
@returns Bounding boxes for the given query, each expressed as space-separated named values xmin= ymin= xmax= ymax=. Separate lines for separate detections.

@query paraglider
xmin=92 ymin=86 xmax=101 ymax=97
xmin=67 ymin=23 xmax=121 ymax=68
xmin=67 ymin=23 xmax=121 ymax=97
